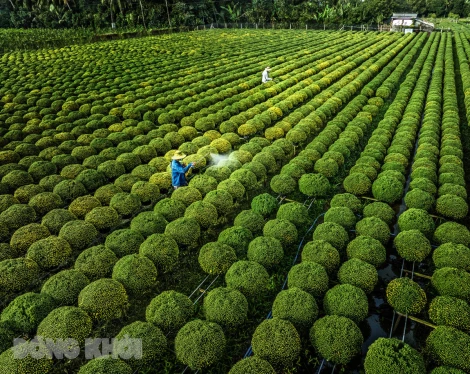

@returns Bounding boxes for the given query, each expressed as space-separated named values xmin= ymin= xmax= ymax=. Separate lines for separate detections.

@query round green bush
xmin=28 ymin=191 xmax=63 ymax=215
xmin=432 ymin=243 xmax=470 ymax=271
xmin=438 ymin=183 xmax=467 ymax=199
xmin=188 ymin=175 xmax=218 ymax=197
xmin=78 ymin=357 xmax=132 ymax=374
xmin=262 ymin=218 xmax=298 ymax=247
xmin=0 ymin=257 xmax=40 ymax=293
xmin=225 ymin=260 xmax=269 ymax=298
xmin=59 ymin=220 xmax=98 ymax=250
xmin=301 ymin=240 xmax=340 ymax=274
xmin=429 ymin=295 xmax=470 ymax=331
xmin=184 ymin=201 xmax=218 ymax=228
xmin=436 ymin=194 xmax=468 ymax=220
xmin=116 ymin=153 xmax=141 ymax=172
xmin=114 ymin=174 xmax=141 ymax=192
xmin=288 ymin=261 xmax=329 ymax=297
xmin=97 ymin=160 xmax=126 ymax=179
xmin=312 ymin=222 xmax=349 ymax=251
xmin=26 ymin=235 xmax=72 ymax=270
xmin=207 ymin=165 xmax=232 ymax=184
xmin=426 ymin=326 xmax=470 ymax=372
xmin=28 ymin=161 xmax=57 ymax=182
xmin=364 ymin=337 xmax=426 ymax=374
xmin=0 ymin=344 xmax=53 ymax=374
xmin=146 ymin=290 xmax=193 ymax=331
xmin=251 ymin=193 xmax=278 ymax=216
xmin=78 ymin=278 xmax=128 ymax=321
xmin=14 ymin=184 xmax=45 ymax=204
xmin=404 ymin=188 xmax=435 ymax=211
xmin=198 ymin=242 xmax=237 ymax=275
xmin=175 ymin=319 xmax=225 ymax=370
xmin=343 ymin=173 xmax=372 ymax=196
xmin=10 ymin=223 xmax=50 ymax=256
xmin=269 ymin=174 xmax=296 ymax=195
xmin=154 ymin=197 xmax=186 ymax=221
xmin=338 ymin=258 xmax=378 ymax=294
xmin=112 ymin=254 xmax=158 ymax=294
xmin=94 ymin=184 xmax=123 ymax=205
xmin=68 ymin=195 xmax=101 ymax=219
xmin=0 ymin=203 xmax=37 ymax=231
xmin=164 ymin=217 xmax=200 ymax=246
xmin=433 ymin=222 xmax=470 ymax=246
xmin=378 ymin=170 xmax=406 ymax=185
xmin=37 ymin=306 xmax=92 ymax=345
xmin=324 ymin=206 xmax=356 ymax=230
xmin=247 ymin=236 xmax=284 ymax=269
xmin=272 ymin=287 xmax=318 ymax=328
xmin=60 ymin=164 xmax=87 ymax=180
xmin=129 ymin=211 xmax=167 ymax=238
xmin=314 ymin=157 xmax=339 ymax=178
xmin=299 ymin=173 xmax=330 ymax=197
xmin=217 ymin=178 xmax=246 ymax=200
xmin=41 ymin=269 xmax=89 ymax=305
xmin=276 ymin=202 xmax=309 ymax=228
xmin=431 ymin=267 xmax=470 ymax=301
xmin=410 ymin=177 xmax=437 ymax=195
xmin=113 ymin=321 xmax=166 ymax=370
xmin=323 ymin=284 xmax=368 ymax=323
xmin=310 ymin=315 xmax=363 ymax=365
xmin=242 ymin=161 xmax=267 ymax=181
xmin=229 ymin=357 xmax=275 ymax=374
xmin=75 ymin=169 xmax=107 ymax=191
xmin=109 ymin=193 xmax=141 ymax=216
xmin=218 ymin=226 xmax=253 ymax=257
xmin=330 ymin=193 xmax=362 ymax=214
xmin=386 ymin=277 xmax=427 ymax=314
xmin=230 ymin=169 xmax=258 ymax=191
xmin=234 ymin=209 xmax=265 ymax=234
xmin=372 ymin=176 xmax=403 ymax=204
xmin=130 ymin=181 xmax=160 ymax=204
xmin=394 ymin=229 xmax=431 ymax=262
xmin=139 ymin=233 xmax=178 ymax=273
xmin=346 ymin=235 xmax=386 ymax=267
xmin=203 ymin=189 xmax=233 ymax=215
xmin=363 ymin=202 xmax=395 ymax=225
xmin=85 ymin=206 xmax=120 ymax=231
xmin=398 ymin=208 xmax=435 ymax=238
xmin=1 ymin=292 xmax=56 ymax=332
xmin=2 ymin=170 xmax=34 ymax=191
xmin=171 ymin=186 xmax=203 ymax=207
xmin=75 ymin=245 xmax=118 ymax=281
xmin=350 ymin=164 xmax=378 ymax=181
xmin=53 ymin=179 xmax=87 ymax=202
xmin=105 ymin=229 xmax=144 ymax=257
xmin=439 ymin=172 xmax=465 ymax=187
xmin=356 ymin=216 xmax=390 ymax=245
xmin=0 ymin=194 xmax=20 ymax=212
xmin=203 ymin=287 xmax=248 ymax=327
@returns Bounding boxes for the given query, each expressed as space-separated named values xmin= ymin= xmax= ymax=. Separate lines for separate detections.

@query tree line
xmin=1 ymin=0 xmax=469 ymax=30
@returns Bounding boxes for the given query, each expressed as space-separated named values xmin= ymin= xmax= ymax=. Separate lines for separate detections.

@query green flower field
xmin=0 ymin=29 xmax=470 ymax=373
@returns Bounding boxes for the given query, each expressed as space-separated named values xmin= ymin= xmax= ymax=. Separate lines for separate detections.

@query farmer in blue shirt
xmin=171 ymin=151 xmax=195 ymax=189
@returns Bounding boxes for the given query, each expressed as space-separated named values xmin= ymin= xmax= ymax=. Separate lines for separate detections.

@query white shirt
xmin=262 ymin=70 xmax=272 ymax=83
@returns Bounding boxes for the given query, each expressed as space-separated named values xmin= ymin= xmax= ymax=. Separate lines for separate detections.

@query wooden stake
xmin=396 ymin=312 xmax=437 ymax=329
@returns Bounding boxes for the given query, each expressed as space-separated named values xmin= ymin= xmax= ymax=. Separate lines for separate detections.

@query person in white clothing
xmin=262 ymin=67 xmax=272 ymax=83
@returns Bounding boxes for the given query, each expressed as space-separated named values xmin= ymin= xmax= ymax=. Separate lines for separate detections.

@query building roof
xmin=392 ymin=13 xmax=418 ymax=18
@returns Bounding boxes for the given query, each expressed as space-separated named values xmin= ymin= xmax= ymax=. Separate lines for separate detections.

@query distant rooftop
xmin=392 ymin=13 xmax=418 ymax=19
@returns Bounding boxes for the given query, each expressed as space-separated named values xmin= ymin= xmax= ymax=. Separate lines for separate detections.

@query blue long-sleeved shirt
xmin=171 ymin=160 xmax=192 ymax=187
